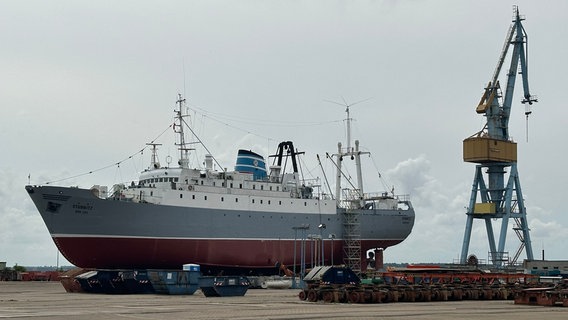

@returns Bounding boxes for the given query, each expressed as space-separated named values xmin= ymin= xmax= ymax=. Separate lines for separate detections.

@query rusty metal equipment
xmin=515 ymin=280 xmax=568 ymax=307
xmin=297 ymin=267 xmax=565 ymax=304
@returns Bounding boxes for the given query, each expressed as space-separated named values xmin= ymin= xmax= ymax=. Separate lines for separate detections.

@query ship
xmin=25 ymin=95 xmax=415 ymax=275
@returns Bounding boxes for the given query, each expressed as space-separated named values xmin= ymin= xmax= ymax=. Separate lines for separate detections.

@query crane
xmin=460 ymin=6 xmax=537 ymax=266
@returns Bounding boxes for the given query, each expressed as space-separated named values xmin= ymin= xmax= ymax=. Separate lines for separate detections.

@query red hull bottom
xmin=53 ymin=237 xmax=402 ymax=275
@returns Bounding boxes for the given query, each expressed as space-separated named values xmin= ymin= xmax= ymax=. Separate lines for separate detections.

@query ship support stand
xmin=460 ymin=6 xmax=537 ymax=267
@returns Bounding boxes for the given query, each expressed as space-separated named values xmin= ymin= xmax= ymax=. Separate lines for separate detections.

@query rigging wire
xmin=325 ymin=152 xmax=360 ymax=196
xmin=200 ymin=112 xmax=276 ymax=143
xmin=43 ymin=124 xmax=175 ymax=185
xmin=180 ymin=116 xmax=225 ymax=173
xmin=192 ymin=105 xmax=342 ymax=129
xmin=41 ymin=100 xmax=357 ymax=188
xmin=114 ymin=163 xmax=123 ymax=187
xmin=184 ymin=104 xmax=345 ymax=172
xmin=298 ymin=155 xmax=320 ymax=181
xmin=368 ymin=152 xmax=394 ymax=193
xmin=316 ymin=154 xmax=334 ymax=199
xmin=355 ymin=145 xmax=393 ymax=191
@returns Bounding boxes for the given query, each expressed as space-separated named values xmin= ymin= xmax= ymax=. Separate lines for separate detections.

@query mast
xmin=335 ymin=142 xmax=342 ymax=207
xmin=346 ymin=106 xmax=352 ymax=151
xmin=146 ymin=143 xmax=163 ymax=169
xmin=174 ymin=94 xmax=192 ymax=169
xmin=334 ymin=105 xmax=369 ymax=208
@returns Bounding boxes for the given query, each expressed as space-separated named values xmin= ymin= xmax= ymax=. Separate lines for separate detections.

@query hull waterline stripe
xmin=51 ymin=233 xmax=404 ymax=242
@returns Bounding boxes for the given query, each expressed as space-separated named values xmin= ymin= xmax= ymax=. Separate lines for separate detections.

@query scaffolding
xmin=342 ymin=190 xmax=362 ymax=275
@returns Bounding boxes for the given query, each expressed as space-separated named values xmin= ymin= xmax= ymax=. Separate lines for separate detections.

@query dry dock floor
xmin=1 ymin=281 xmax=567 ymax=320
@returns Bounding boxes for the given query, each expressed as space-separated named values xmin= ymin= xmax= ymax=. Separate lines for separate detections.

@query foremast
xmin=174 ymin=94 xmax=192 ymax=169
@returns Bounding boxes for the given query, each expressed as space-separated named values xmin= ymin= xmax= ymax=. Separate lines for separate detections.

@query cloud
xmin=382 ymin=155 xmax=467 ymax=262
xmin=530 ymin=218 xmax=567 ymax=239
xmin=383 ymin=153 xmax=568 ymax=264
xmin=387 ymin=154 xmax=432 ymax=195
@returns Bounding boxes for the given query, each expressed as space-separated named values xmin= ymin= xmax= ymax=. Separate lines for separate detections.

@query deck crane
xmin=460 ymin=6 xmax=538 ymax=266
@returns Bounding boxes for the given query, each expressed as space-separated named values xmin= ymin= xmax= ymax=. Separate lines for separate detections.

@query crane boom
xmin=491 ymin=24 xmax=514 ymax=87
xmin=476 ymin=6 xmax=537 ymax=141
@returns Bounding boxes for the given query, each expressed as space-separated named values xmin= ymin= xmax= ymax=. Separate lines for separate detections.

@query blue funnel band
xmin=235 ymin=150 xmax=267 ymax=180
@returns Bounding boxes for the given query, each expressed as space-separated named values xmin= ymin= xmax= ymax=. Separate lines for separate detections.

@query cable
xmin=44 ymin=124 xmax=174 ymax=185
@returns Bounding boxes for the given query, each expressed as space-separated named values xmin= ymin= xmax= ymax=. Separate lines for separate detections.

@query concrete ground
xmin=0 ymin=281 xmax=567 ymax=320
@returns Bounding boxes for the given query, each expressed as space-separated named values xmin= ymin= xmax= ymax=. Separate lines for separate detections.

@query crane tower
xmin=460 ymin=6 xmax=537 ymax=266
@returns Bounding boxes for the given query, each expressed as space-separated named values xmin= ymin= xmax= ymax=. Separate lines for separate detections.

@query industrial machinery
xmin=460 ymin=6 xmax=538 ymax=266
xmin=299 ymin=266 xmax=537 ymax=304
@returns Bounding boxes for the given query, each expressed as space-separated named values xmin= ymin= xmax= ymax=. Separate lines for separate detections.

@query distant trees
xmin=12 ymin=264 xmax=26 ymax=272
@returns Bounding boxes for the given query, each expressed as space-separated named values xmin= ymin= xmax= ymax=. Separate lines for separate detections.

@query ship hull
xmin=51 ymin=237 xmax=404 ymax=275
xmin=26 ymin=185 xmax=414 ymax=274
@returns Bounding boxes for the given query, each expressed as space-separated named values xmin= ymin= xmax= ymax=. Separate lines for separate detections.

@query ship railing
xmin=337 ymin=191 xmax=412 ymax=210
xmin=364 ymin=192 xmax=411 ymax=202
xmin=312 ymin=192 xmax=333 ymax=201
xmin=340 ymin=189 xmax=362 ymax=200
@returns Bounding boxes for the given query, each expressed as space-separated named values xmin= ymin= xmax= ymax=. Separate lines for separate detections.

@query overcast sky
xmin=2 ymin=0 xmax=567 ymax=268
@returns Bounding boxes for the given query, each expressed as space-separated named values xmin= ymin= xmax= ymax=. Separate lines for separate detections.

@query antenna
xmin=323 ymin=97 xmax=372 ymax=151
xmin=175 ymin=94 xmax=192 ymax=169
xmin=182 ymin=59 xmax=188 ymax=101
